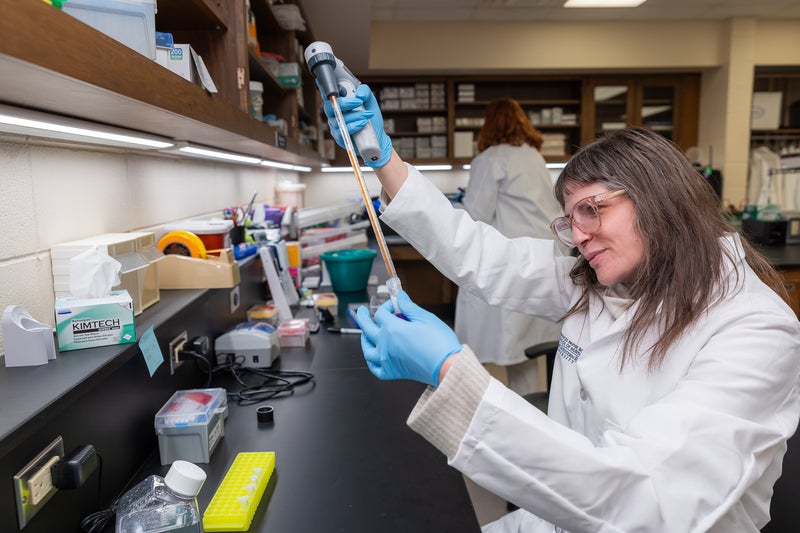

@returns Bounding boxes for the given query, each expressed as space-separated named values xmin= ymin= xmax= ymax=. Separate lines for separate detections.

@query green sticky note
xmin=139 ymin=326 xmax=163 ymax=376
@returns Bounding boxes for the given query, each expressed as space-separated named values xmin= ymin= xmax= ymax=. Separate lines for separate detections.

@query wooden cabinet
xmin=779 ymin=268 xmax=800 ymax=319
xmin=362 ymin=74 xmax=700 ymax=166
xmin=452 ymin=77 xmax=582 ymax=164
xmin=0 ymin=0 xmax=324 ymax=166
xmin=364 ymin=78 xmax=451 ymax=164
xmin=751 ymin=68 xmax=800 ymax=152
xmin=582 ymin=74 xmax=700 ymax=152
xmin=389 ymin=244 xmax=457 ymax=307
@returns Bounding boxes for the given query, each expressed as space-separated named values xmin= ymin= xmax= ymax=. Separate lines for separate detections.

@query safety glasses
xmin=550 ymin=189 xmax=627 ymax=247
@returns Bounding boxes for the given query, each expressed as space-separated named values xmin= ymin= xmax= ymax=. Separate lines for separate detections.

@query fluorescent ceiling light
xmin=321 ymin=164 xmax=453 ymax=172
xmin=468 ymin=162 xmax=565 ymax=170
xmin=176 ymin=145 xmax=262 ymax=165
xmin=260 ymin=160 xmax=313 ymax=172
xmin=260 ymin=160 xmax=295 ymax=170
xmin=416 ymin=164 xmax=453 ymax=171
xmin=0 ymin=103 xmax=173 ymax=149
xmin=320 ymin=166 xmax=374 ymax=173
xmin=564 ymin=0 xmax=646 ymax=7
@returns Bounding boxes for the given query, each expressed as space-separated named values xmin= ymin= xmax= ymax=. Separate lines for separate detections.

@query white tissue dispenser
xmin=2 ymin=306 xmax=57 ymax=367
xmin=55 ymin=290 xmax=136 ymax=352
xmin=51 ymin=232 xmax=161 ymax=316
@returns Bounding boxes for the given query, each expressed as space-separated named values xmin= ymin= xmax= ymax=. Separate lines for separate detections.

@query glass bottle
xmin=369 ymin=285 xmax=391 ymax=315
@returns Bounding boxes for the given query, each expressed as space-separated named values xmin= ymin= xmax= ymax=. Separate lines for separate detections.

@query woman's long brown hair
xmin=477 ymin=98 xmax=543 ymax=152
xmin=554 ymin=128 xmax=788 ymax=371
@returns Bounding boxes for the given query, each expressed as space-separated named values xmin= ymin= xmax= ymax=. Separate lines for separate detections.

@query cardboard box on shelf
xmin=155 ymin=44 xmax=218 ymax=93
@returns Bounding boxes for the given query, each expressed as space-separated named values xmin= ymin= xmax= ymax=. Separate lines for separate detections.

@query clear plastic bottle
xmin=369 ymin=285 xmax=391 ymax=315
xmin=115 ymin=460 xmax=206 ymax=533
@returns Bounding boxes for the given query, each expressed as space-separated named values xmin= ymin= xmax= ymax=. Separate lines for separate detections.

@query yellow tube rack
xmin=202 ymin=451 xmax=276 ymax=532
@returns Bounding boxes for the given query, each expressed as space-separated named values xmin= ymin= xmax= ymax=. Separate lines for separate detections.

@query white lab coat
xmin=382 ymin=165 xmax=800 ymax=533
xmin=457 ymin=144 xmax=564 ymax=366
xmin=748 ymin=146 xmax=782 ymax=207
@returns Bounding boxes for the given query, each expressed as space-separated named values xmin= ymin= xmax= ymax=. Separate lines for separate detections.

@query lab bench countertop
xmin=142 ymin=319 xmax=482 ymax=533
xmin=761 ymin=243 xmax=800 ymax=269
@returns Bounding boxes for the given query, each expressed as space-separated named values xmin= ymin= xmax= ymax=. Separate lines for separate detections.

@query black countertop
xmin=0 ymin=250 xmax=480 ymax=532
xmin=760 ymin=243 xmax=800 ymax=269
xmin=140 ymin=319 xmax=481 ymax=533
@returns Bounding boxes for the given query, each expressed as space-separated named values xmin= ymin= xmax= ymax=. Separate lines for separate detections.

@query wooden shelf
xmin=0 ymin=0 xmax=324 ymax=167
xmin=455 ymin=99 xmax=580 ymax=107
xmin=155 ymin=0 xmax=228 ymax=30
xmin=360 ymin=73 xmax=698 ymax=165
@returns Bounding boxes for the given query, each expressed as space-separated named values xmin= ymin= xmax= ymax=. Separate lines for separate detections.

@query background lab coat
xmin=458 ymin=144 xmax=564 ymax=365
xmin=383 ymin=166 xmax=800 ymax=532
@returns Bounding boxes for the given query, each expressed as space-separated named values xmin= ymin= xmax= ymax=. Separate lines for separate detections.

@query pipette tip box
xmin=155 ymin=388 xmax=228 ymax=465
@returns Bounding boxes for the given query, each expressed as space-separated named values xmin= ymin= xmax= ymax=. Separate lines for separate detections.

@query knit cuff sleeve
xmin=407 ymin=346 xmax=491 ymax=459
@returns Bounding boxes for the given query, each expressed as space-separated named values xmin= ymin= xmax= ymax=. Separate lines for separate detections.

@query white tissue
xmin=69 ymin=246 xmax=122 ymax=298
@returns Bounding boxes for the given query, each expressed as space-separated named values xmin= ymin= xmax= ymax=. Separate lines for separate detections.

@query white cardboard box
xmin=156 ymin=44 xmax=196 ymax=83
xmin=752 ymin=92 xmax=783 ymax=130
xmin=55 ymin=290 xmax=136 ymax=351
xmin=156 ymin=44 xmax=218 ymax=93
xmin=454 ymin=131 xmax=475 ymax=158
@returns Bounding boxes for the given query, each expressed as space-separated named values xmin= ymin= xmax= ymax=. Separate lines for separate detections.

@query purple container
xmin=264 ymin=206 xmax=285 ymax=227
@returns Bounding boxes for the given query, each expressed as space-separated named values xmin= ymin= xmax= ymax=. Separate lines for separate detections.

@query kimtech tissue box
xmin=55 ymin=289 xmax=136 ymax=351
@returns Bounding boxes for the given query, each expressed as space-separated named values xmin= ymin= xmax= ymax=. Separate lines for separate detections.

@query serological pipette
xmin=304 ymin=41 xmax=403 ymax=310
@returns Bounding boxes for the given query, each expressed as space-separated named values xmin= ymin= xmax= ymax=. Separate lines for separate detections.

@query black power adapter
xmin=51 ymin=444 xmax=98 ymax=490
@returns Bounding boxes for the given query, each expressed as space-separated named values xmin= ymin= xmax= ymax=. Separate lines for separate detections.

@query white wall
xmin=0 ymin=138 xmax=293 ymax=355
xmin=366 ymin=17 xmax=800 ymax=205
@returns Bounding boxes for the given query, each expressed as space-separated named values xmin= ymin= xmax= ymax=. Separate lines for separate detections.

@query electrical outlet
xmin=169 ymin=331 xmax=188 ymax=375
xmin=29 ymin=455 xmax=59 ymax=505
xmin=229 ymin=285 xmax=240 ymax=314
xmin=14 ymin=436 xmax=65 ymax=529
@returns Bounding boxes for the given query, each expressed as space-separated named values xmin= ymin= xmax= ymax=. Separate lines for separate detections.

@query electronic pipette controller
xmin=304 ymin=41 xmax=382 ymax=163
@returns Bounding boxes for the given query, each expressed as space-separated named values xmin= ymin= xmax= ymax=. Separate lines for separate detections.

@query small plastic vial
xmin=369 ymin=285 xmax=391 ymax=315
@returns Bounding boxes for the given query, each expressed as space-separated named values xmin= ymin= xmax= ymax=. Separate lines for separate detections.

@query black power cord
xmin=177 ymin=336 xmax=214 ymax=387
xmin=76 ymin=453 xmax=116 ymax=533
xmin=214 ymin=353 xmax=314 ymax=406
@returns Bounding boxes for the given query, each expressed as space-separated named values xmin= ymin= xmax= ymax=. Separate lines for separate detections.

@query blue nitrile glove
xmin=321 ymin=84 xmax=393 ymax=168
xmin=355 ymin=290 xmax=462 ymax=387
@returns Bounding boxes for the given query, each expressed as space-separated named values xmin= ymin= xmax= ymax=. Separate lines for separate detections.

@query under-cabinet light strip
xmin=177 ymin=145 xmax=261 ymax=164
xmin=563 ymin=0 xmax=646 ymax=7
xmin=172 ymin=144 xmax=311 ymax=171
xmin=321 ymin=164 xmax=453 ymax=172
xmin=0 ymin=104 xmax=174 ymax=149
xmin=0 ymin=105 xmax=314 ymax=171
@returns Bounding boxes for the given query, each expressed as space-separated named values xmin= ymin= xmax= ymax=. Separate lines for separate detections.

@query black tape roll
xmin=257 ymin=405 xmax=274 ymax=423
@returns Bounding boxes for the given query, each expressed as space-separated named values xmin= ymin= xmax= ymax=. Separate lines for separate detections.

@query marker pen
xmin=327 ymin=327 xmax=362 ymax=334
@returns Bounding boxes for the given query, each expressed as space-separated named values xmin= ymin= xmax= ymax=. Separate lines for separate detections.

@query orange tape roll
xmin=158 ymin=231 xmax=207 ymax=259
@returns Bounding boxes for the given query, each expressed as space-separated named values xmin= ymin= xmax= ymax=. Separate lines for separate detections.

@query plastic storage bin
xmin=164 ymin=219 xmax=234 ymax=253
xmin=62 ymin=0 xmax=157 ymax=59
xmin=275 ymin=182 xmax=306 ymax=208
xmin=320 ymin=249 xmax=377 ymax=292
xmin=155 ymin=388 xmax=228 ymax=465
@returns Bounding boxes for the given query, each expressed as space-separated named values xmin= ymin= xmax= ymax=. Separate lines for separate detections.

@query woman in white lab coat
xmin=322 ymin=86 xmax=800 ymax=532
xmin=458 ymin=98 xmax=564 ymax=395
